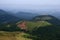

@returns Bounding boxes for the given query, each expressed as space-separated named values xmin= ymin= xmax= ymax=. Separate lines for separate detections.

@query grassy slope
xmin=26 ymin=21 xmax=60 ymax=40
xmin=26 ymin=21 xmax=52 ymax=31
xmin=0 ymin=31 xmax=32 ymax=40
xmin=0 ymin=21 xmax=55 ymax=40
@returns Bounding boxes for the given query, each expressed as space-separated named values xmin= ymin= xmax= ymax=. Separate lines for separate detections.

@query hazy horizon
xmin=0 ymin=0 xmax=60 ymax=12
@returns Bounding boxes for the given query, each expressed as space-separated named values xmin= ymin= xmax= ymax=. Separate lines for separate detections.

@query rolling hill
xmin=25 ymin=15 xmax=60 ymax=40
xmin=0 ymin=10 xmax=60 ymax=40
xmin=33 ymin=15 xmax=60 ymax=25
xmin=0 ymin=9 xmax=20 ymax=24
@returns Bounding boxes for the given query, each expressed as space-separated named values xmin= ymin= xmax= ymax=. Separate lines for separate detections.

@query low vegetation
xmin=0 ymin=18 xmax=60 ymax=40
xmin=0 ymin=31 xmax=32 ymax=40
xmin=26 ymin=21 xmax=52 ymax=31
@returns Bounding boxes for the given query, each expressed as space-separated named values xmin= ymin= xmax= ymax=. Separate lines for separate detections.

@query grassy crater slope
xmin=26 ymin=21 xmax=52 ymax=31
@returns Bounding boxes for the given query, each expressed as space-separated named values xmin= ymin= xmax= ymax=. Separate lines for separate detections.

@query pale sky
xmin=0 ymin=0 xmax=60 ymax=11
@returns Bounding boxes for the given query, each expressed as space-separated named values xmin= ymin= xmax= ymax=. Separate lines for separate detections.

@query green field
xmin=26 ymin=21 xmax=52 ymax=31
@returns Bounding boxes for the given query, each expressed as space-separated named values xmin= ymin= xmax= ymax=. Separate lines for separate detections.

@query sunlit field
xmin=0 ymin=31 xmax=32 ymax=40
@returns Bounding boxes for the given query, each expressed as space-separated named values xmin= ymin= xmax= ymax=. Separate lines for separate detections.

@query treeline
xmin=0 ymin=24 xmax=21 ymax=31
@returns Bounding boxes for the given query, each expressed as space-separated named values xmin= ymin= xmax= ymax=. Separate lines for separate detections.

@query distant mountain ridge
xmin=0 ymin=9 xmax=20 ymax=24
xmin=0 ymin=9 xmax=60 ymax=25
xmin=50 ymin=12 xmax=60 ymax=19
xmin=15 ymin=12 xmax=39 ymax=20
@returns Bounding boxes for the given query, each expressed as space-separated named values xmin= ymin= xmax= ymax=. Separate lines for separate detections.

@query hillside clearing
xmin=26 ymin=21 xmax=52 ymax=31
